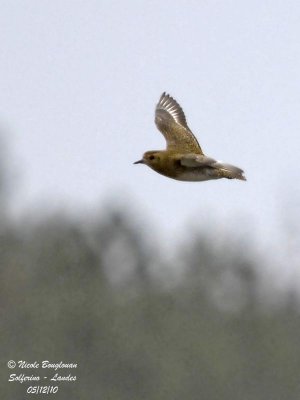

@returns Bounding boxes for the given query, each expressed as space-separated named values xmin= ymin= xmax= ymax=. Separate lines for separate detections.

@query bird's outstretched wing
xmin=155 ymin=92 xmax=203 ymax=154
xmin=180 ymin=154 xmax=217 ymax=167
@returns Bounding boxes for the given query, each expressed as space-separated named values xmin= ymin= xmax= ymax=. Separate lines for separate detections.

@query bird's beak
xmin=133 ymin=159 xmax=144 ymax=165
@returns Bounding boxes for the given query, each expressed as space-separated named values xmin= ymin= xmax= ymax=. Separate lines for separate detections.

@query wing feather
xmin=155 ymin=92 xmax=203 ymax=154
xmin=180 ymin=154 xmax=217 ymax=167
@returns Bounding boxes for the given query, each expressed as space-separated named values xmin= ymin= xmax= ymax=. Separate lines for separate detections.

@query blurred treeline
xmin=1 ymin=142 xmax=300 ymax=399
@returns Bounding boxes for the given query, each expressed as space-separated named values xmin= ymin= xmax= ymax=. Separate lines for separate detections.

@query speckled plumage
xmin=134 ymin=92 xmax=246 ymax=182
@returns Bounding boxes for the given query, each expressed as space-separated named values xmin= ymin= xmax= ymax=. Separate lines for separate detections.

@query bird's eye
xmin=149 ymin=155 xmax=155 ymax=160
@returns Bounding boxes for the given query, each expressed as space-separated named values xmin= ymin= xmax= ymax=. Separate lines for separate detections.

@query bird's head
xmin=134 ymin=151 xmax=162 ymax=168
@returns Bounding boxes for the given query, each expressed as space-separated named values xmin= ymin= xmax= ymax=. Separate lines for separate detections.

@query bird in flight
xmin=134 ymin=92 xmax=246 ymax=182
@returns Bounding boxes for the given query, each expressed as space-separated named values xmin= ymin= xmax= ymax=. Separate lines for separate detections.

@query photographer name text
xmin=16 ymin=360 xmax=77 ymax=370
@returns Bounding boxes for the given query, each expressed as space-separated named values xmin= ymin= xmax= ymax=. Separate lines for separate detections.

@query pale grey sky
xmin=1 ymin=1 xmax=300 ymax=269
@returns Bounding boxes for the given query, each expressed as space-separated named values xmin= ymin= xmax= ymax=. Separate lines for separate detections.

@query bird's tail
xmin=214 ymin=162 xmax=246 ymax=181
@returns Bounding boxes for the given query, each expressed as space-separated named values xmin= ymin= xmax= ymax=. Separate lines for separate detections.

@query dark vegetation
xmin=1 ymin=139 xmax=300 ymax=399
